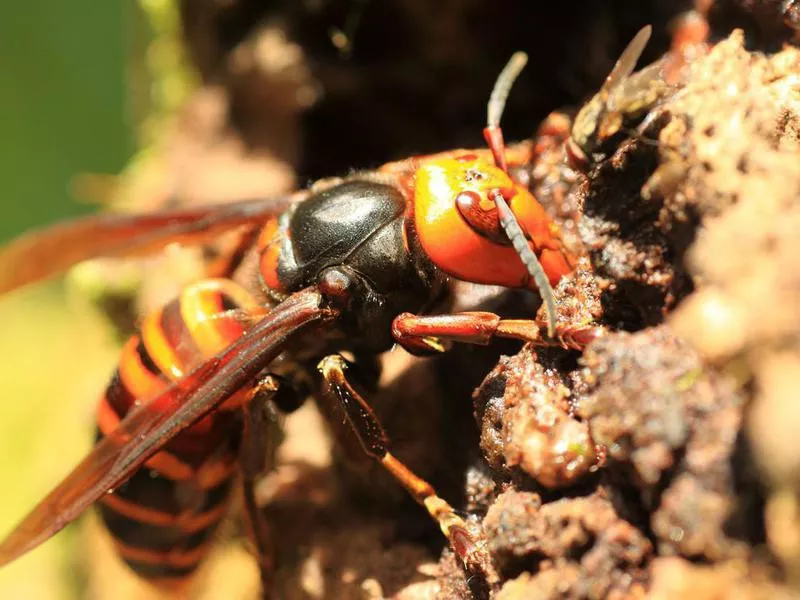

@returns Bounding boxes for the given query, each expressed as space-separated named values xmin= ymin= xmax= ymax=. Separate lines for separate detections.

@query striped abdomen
xmin=95 ymin=279 xmax=262 ymax=587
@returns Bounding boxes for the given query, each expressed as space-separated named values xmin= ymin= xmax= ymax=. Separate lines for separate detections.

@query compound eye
xmin=455 ymin=190 xmax=510 ymax=245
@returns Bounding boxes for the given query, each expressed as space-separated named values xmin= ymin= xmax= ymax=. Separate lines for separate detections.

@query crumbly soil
xmin=76 ymin=2 xmax=800 ymax=599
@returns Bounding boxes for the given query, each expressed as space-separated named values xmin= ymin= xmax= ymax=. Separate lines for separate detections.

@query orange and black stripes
xmin=257 ymin=215 xmax=286 ymax=293
xmin=95 ymin=279 xmax=262 ymax=585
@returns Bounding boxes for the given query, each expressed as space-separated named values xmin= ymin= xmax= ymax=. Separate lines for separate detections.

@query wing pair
xmin=0 ymin=196 xmax=335 ymax=567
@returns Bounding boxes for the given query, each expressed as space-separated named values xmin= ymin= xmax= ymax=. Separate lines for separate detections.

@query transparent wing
xmin=0 ymin=288 xmax=332 ymax=567
xmin=0 ymin=196 xmax=297 ymax=294
xmin=602 ymin=25 xmax=653 ymax=97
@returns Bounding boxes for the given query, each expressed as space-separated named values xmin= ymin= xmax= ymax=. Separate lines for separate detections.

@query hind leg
xmin=239 ymin=374 xmax=297 ymax=599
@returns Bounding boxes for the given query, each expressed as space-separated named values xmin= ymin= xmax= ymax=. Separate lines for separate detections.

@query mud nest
xmin=76 ymin=1 xmax=800 ymax=598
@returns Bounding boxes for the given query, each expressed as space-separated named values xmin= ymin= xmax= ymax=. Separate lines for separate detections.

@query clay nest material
xmin=464 ymin=30 xmax=800 ymax=600
xmin=74 ymin=2 xmax=800 ymax=599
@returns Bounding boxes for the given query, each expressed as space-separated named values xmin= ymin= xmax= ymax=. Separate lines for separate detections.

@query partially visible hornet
xmin=567 ymin=16 xmax=710 ymax=170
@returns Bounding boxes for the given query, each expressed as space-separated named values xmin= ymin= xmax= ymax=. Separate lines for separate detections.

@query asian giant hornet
xmin=0 ymin=51 xmax=603 ymax=595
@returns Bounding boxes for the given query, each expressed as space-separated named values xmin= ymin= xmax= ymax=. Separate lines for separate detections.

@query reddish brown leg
xmin=392 ymin=311 xmax=605 ymax=354
xmin=239 ymin=375 xmax=285 ymax=600
xmin=317 ymin=355 xmax=499 ymax=586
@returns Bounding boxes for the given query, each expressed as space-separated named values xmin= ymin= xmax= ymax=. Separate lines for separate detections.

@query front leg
xmin=392 ymin=311 xmax=605 ymax=354
xmin=316 ymin=355 xmax=499 ymax=588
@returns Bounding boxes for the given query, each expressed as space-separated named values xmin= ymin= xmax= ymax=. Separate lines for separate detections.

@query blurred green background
xmin=0 ymin=2 xmax=135 ymax=597
xmin=0 ymin=3 xmax=133 ymax=241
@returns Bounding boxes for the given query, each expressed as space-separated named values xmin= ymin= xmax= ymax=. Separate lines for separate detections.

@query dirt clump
xmin=483 ymin=489 xmax=652 ymax=599
xmin=475 ymin=346 xmax=599 ymax=489
xmin=577 ymin=327 xmax=754 ymax=560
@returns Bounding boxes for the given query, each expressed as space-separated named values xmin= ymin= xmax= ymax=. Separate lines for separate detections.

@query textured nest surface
xmin=62 ymin=1 xmax=800 ymax=598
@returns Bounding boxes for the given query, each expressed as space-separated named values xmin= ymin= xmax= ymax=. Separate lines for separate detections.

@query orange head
xmin=413 ymin=154 xmax=573 ymax=289
xmin=411 ymin=50 xmax=575 ymax=338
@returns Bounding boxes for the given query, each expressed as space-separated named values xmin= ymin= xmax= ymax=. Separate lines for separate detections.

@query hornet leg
xmin=317 ymin=354 xmax=498 ymax=586
xmin=392 ymin=311 xmax=605 ymax=354
xmin=239 ymin=374 xmax=294 ymax=600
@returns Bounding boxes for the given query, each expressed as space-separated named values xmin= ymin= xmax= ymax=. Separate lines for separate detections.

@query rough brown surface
xmin=577 ymin=328 xmax=754 ymax=560
xmin=475 ymin=346 xmax=599 ymax=489
xmin=483 ymin=490 xmax=652 ymax=597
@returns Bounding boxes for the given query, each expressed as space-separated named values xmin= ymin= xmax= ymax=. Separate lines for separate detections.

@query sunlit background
xmin=0 ymin=3 xmax=137 ymax=597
